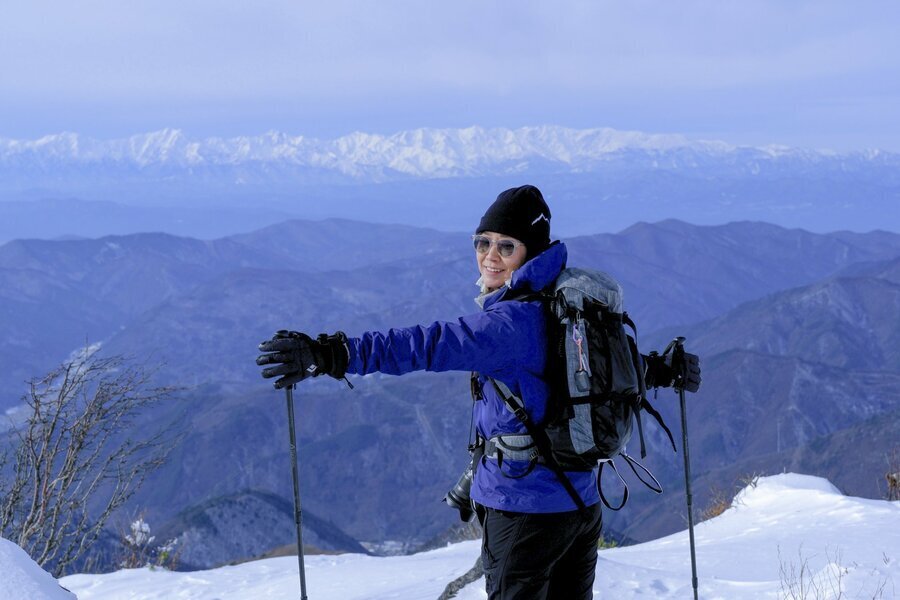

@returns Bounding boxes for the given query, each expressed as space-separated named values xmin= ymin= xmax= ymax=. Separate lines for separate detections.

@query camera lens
xmin=444 ymin=461 xmax=475 ymax=522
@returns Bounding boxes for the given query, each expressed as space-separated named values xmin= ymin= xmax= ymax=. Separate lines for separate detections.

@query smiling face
xmin=475 ymin=231 xmax=528 ymax=292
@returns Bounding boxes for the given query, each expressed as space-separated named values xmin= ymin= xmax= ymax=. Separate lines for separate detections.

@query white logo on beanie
xmin=531 ymin=213 xmax=550 ymax=226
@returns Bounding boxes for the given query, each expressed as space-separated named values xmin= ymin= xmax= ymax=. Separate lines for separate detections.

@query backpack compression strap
xmin=624 ymin=313 xmax=677 ymax=457
xmin=489 ymin=378 xmax=588 ymax=512
xmin=640 ymin=398 xmax=676 ymax=453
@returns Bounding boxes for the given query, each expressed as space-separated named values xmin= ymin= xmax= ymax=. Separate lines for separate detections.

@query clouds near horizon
xmin=2 ymin=1 xmax=898 ymax=150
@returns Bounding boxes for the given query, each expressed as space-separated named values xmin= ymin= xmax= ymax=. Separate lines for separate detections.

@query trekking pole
xmin=285 ymin=384 xmax=309 ymax=600
xmin=671 ymin=336 xmax=699 ymax=600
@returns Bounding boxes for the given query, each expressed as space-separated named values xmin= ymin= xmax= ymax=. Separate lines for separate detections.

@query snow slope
xmin=32 ymin=474 xmax=900 ymax=598
xmin=0 ymin=537 xmax=75 ymax=600
xmin=58 ymin=543 xmax=484 ymax=600
xmin=595 ymin=474 xmax=898 ymax=598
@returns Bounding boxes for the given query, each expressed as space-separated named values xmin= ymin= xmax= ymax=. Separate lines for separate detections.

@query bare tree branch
xmin=0 ymin=348 xmax=180 ymax=576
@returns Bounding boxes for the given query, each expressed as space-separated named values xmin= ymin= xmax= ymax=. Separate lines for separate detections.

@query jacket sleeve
xmin=346 ymin=301 xmax=545 ymax=378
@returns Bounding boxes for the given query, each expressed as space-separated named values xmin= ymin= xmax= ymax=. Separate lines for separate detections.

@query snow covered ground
xmin=0 ymin=538 xmax=75 ymax=600
xmin=594 ymin=474 xmax=898 ymax=598
xmin=3 ymin=473 xmax=897 ymax=599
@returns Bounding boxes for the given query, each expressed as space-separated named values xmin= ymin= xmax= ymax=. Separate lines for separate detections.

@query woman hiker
xmin=255 ymin=184 xmax=685 ymax=599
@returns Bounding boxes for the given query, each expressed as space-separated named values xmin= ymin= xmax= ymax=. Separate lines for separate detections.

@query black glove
xmin=256 ymin=330 xmax=349 ymax=389
xmin=644 ymin=352 xmax=674 ymax=389
xmin=676 ymin=351 xmax=701 ymax=393
xmin=644 ymin=351 xmax=701 ymax=393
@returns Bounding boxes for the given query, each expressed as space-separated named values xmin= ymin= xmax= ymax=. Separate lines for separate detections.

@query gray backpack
xmin=489 ymin=267 xmax=675 ymax=510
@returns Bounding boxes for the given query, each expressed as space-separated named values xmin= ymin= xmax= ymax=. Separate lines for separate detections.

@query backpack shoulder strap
xmin=488 ymin=378 xmax=588 ymax=511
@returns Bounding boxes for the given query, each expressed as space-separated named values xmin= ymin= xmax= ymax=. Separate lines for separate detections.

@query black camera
xmin=444 ymin=458 xmax=476 ymax=522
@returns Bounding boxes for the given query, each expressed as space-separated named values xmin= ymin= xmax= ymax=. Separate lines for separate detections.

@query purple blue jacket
xmin=346 ymin=241 xmax=600 ymax=513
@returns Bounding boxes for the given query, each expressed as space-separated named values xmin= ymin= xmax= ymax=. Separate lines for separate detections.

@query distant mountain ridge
xmin=3 ymin=126 xmax=898 ymax=182
xmin=678 ymin=266 xmax=900 ymax=372
xmin=2 ymin=219 xmax=898 ymax=410
xmin=154 ymin=490 xmax=368 ymax=569
xmin=2 ymin=218 xmax=899 ymax=557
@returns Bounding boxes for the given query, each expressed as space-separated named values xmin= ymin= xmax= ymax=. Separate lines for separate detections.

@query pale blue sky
xmin=2 ymin=1 xmax=899 ymax=150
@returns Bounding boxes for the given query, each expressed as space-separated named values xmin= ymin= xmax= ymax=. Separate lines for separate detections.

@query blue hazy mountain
xmin=1 ymin=219 xmax=898 ymax=553
xmin=623 ymin=260 xmax=900 ymax=541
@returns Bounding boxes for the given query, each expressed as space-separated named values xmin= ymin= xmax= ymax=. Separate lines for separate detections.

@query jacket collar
xmin=474 ymin=241 xmax=567 ymax=309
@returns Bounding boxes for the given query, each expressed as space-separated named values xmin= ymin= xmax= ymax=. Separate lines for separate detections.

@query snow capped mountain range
xmin=3 ymin=125 xmax=897 ymax=235
xmin=1 ymin=126 xmax=894 ymax=181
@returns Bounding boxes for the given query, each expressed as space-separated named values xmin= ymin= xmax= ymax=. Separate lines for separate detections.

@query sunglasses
xmin=472 ymin=235 xmax=524 ymax=257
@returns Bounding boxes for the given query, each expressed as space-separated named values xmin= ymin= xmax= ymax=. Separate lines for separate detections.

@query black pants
xmin=478 ymin=502 xmax=603 ymax=600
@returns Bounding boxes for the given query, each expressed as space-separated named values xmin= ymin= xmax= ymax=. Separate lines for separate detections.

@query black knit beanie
xmin=476 ymin=185 xmax=552 ymax=258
